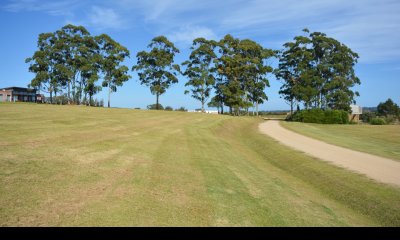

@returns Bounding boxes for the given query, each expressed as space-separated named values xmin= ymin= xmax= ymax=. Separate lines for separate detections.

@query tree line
xmin=27 ymin=25 xmax=361 ymax=115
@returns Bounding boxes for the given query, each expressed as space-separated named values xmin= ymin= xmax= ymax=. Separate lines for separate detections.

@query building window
xmin=0 ymin=94 xmax=3 ymax=102
xmin=7 ymin=95 xmax=11 ymax=102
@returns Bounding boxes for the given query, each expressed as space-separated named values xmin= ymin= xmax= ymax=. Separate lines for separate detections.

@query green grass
xmin=281 ymin=121 xmax=400 ymax=161
xmin=1 ymin=103 xmax=400 ymax=226
xmin=261 ymin=114 xmax=287 ymax=119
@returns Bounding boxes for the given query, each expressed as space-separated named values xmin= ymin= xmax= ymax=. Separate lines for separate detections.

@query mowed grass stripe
xmin=0 ymin=103 xmax=399 ymax=226
xmin=281 ymin=121 xmax=400 ymax=161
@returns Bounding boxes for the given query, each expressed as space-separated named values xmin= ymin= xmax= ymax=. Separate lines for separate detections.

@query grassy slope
xmin=1 ymin=103 xmax=399 ymax=226
xmin=281 ymin=121 xmax=400 ymax=161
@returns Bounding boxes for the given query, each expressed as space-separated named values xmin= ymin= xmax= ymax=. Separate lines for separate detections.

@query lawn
xmin=1 ymin=103 xmax=400 ymax=226
xmin=281 ymin=121 xmax=400 ymax=161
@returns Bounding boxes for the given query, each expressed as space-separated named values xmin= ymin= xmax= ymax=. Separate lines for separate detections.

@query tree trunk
xmin=50 ymin=90 xmax=53 ymax=104
xmin=68 ymin=81 xmax=71 ymax=105
xmin=256 ymin=102 xmax=259 ymax=116
xmin=220 ymin=102 xmax=224 ymax=114
xmin=108 ymin=85 xmax=111 ymax=108
xmin=72 ymin=74 xmax=76 ymax=104
xmin=202 ymin=83 xmax=205 ymax=113
xmin=156 ymin=93 xmax=160 ymax=110
xmin=79 ymin=81 xmax=83 ymax=105
xmin=319 ymin=92 xmax=322 ymax=109
xmin=290 ymin=98 xmax=294 ymax=115
xmin=54 ymin=90 xmax=58 ymax=105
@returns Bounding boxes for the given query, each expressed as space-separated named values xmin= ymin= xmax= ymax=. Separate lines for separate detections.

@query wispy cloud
xmin=2 ymin=0 xmax=400 ymax=63
xmin=3 ymin=0 xmax=80 ymax=16
xmin=87 ymin=6 xmax=126 ymax=30
xmin=218 ymin=0 xmax=400 ymax=63
xmin=167 ymin=26 xmax=218 ymax=46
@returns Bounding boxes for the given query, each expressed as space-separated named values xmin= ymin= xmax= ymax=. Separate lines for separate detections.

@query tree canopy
xmin=214 ymin=35 xmax=275 ymax=115
xmin=182 ymin=38 xmax=217 ymax=113
xmin=26 ymin=24 xmax=130 ymax=106
xmin=377 ymin=98 xmax=400 ymax=116
xmin=132 ymin=36 xmax=180 ymax=110
xmin=26 ymin=26 xmax=363 ymax=115
xmin=275 ymin=29 xmax=360 ymax=112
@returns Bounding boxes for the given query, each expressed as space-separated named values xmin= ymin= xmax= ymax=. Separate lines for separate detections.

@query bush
xmin=383 ymin=115 xmax=400 ymax=125
xmin=175 ymin=107 xmax=187 ymax=112
xmin=147 ymin=104 xmax=164 ymax=110
xmin=165 ymin=106 xmax=173 ymax=111
xmin=53 ymin=94 xmax=68 ymax=105
xmin=361 ymin=112 xmax=376 ymax=123
xmin=370 ymin=118 xmax=386 ymax=125
xmin=289 ymin=109 xmax=349 ymax=124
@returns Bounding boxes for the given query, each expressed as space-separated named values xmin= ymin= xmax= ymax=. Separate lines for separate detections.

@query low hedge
xmin=370 ymin=118 xmax=386 ymax=125
xmin=288 ymin=109 xmax=349 ymax=124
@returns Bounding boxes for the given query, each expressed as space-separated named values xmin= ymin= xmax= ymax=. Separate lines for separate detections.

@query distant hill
xmin=363 ymin=107 xmax=377 ymax=113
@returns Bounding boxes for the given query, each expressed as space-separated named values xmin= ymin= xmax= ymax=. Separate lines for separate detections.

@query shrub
xmin=289 ymin=109 xmax=349 ymax=124
xmin=383 ymin=115 xmax=396 ymax=124
xmin=147 ymin=104 xmax=164 ymax=110
xmin=165 ymin=106 xmax=173 ymax=111
xmin=370 ymin=118 xmax=386 ymax=125
xmin=361 ymin=112 xmax=376 ymax=123
xmin=175 ymin=107 xmax=187 ymax=112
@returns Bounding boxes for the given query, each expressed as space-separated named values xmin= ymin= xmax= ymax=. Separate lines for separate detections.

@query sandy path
xmin=259 ymin=120 xmax=400 ymax=187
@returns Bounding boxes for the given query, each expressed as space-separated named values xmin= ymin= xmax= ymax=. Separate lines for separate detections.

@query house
xmin=0 ymin=87 xmax=42 ymax=103
xmin=350 ymin=104 xmax=362 ymax=122
xmin=189 ymin=109 xmax=219 ymax=114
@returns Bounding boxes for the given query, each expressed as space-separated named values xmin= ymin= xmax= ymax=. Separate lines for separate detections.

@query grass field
xmin=261 ymin=114 xmax=287 ymax=119
xmin=281 ymin=121 xmax=400 ymax=161
xmin=1 ymin=103 xmax=400 ymax=226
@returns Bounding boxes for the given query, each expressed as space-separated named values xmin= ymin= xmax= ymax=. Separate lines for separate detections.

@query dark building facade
xmin=0 ymin=87 xmax=43 ymax=103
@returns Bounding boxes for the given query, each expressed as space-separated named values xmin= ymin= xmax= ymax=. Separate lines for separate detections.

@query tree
xmin=276 ymin=29 xmax=361 ymax=112
xmin=26 ymin=32 xmax=62 ymax=104
xmin=175 ymin=107 xmax=187 ymax=112
xmin=276 ymin=30 xmax=316 ymax=111
xmin=309 ymin=31 xmax=360 ymax=111
xmin=96 ymin=34 xmax=131 ymax=108
xmin=208 ymin=95 xmax=223 ymax=114
xmin=133 ymin=36 xmax=180 ymax=110
xmin=27 ymin=24 xmax=129 ymax=107
xmin=377 ymin=98 xmax=399 ymax=116
xmin=182 ymin=38 xmax=217 ymax=112
xmin=55 ymin=24 xmax=91 ymax=104
xmin=240 ymin=40 xmax=275 ymax=116
xmin=214 ymin=35 xmax=273 ymax=116
xmin=147 ymin=103 xmax=164 ymax=110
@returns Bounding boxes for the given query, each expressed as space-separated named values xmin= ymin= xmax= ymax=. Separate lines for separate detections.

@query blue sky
xmin=0 ymin=0 xmax=399 ymax=110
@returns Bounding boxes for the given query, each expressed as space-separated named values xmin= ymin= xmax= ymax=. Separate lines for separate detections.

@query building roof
xmin=1 ymin=87 xmax=37 ymax=92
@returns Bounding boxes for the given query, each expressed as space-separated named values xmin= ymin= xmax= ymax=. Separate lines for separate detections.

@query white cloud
xmin=3 ymin=0 xmax=80 ymax=16
xmin=3 ymin=0 xmax=400 ymax=63
xmin=167 ymin=26 xmax=217 ymax=45
xmin=87 ymin=6 xmax=126 ymax=30
xmin=217 ymin=0 xmax=400 ymax=63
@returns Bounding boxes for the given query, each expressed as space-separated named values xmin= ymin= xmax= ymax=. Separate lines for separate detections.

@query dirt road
xmin=259 ymin=120 xmax=400 ymax=187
